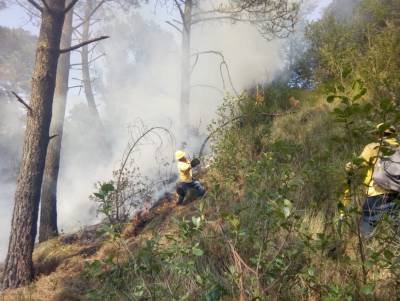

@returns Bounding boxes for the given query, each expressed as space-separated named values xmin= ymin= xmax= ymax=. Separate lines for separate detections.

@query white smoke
xmin=0 ymin=0 xmax=324 ymax=260
xmin=0 ymin=97 xmax=24 ymax=260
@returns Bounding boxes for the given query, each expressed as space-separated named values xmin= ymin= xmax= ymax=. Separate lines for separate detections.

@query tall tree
xmin=39 ymin=0 xmax=113 ymax=243
xmin=1 ymin=0 xmax=69 ymax=289
xmin=2 ymin=0 xmax=108 ymax=289
xmin=81 ymin=0 xmax=105 ymax=129
xmin=38 ymin=0 xmax=74 ymax=243
xmin=179 ymin=0 xmax=192 ymax=142
xmin=165 ymin=0 xmax=299 ymax=140
xmin=73 ymin=0 xmax=140 ymax=154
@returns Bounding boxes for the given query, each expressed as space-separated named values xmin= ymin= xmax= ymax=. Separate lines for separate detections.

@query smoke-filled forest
xmin=1 ymin=0 xmax=400 ymax=300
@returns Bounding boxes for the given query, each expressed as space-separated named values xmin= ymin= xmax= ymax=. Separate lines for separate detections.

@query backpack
xmin=373 ymin=146 xmax=400 ymax=192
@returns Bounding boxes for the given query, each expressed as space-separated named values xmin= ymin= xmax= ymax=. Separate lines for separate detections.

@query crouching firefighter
xmin=345 ymin=124 xmax=400 ymax=236
xmin=175 ymin=150 xmax=205 ymax=205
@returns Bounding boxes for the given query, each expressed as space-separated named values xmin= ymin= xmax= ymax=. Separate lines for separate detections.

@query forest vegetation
xmin=1 ymin=0 xmax=400 ymax=300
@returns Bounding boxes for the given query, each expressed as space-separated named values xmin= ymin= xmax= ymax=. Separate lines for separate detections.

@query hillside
xmin=1 ymin=0 xmax=400 ymax=300
xmin=2 ymin=91 xmax=400 ymax=300
xmin=0 ymin=193 xmax=198 ymax=300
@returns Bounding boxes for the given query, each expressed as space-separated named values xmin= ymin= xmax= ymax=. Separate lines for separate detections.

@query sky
xmin=0 ymin=0 xmax=333 ymax=32
xmin=0 ymin=0 xmax=333 ymax=261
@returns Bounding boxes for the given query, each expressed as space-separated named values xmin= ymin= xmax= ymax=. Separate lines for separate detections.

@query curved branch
xmin=221 ymin=61 xmax=239 ymax=96
xmin=198 ymin=115 xmax=243 ymax=158
xmin=60 ymin=36 xmax=109 ymax=53
xmin=190 ymin=53 xmax=199 ymax=74
xmin=115 ymin=126 xmax=175 ymax=208
xmin=173 ymin=0 xmax=185 ymax=22
xmin=166 ymin=21 xmax=182 ymax=33
xmin=191 ymin=50 xmax=238 ymax=96
xmin=191 ymin=84 xmax=224 ymax=95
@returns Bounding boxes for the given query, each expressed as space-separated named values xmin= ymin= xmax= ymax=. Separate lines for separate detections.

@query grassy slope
xmin=0 ymin=197 xmax=202 ymax=301
xmin=1 ymin=95 xmax=399 ymax=301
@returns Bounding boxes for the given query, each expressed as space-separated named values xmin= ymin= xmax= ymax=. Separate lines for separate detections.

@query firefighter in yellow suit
xmin=175 ymin=150 xmax=205 ymax=205
xmin=344 ymin=124 xmax=399 ymax=235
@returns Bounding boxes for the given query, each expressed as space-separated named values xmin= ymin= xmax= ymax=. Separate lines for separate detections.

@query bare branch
xmin=59 ymin=36 xmax=109 ymax=53
xmin=191 ymin=84 xmax=224 ymax=95
xmin=64 ymin=0 xmax=79 ymax=13
xmin=73 ymin=28 xmax=83 ymax=39
xmin=40 ymin=0 xmax=51 ymax=12
xmin=89 ymin=18 xmax=102 ymax=27
xmin=190 ymin=53 xmax=199 ymax=74
xmin=172 ymin=18 xmax=182 ymax=24
xmin=11 ymin=91 xmax=32 ymax=113
xmin=69 ymin=53 xmax=105 ymax=67
xmin=73 ymin=11 xmax=84 ymax=21
xmin=116 ymin=126 xmax=175 ymax=208
xmin=49 ymin=134 xmax=58 ymax=140
xmin=191 ymin=50 xmax=224 ymax=60
xmin=192 ymin=15 xmax=247 ymax=25
xmin=166 ymin=21 xmax=182 ymax=33
xmin=88 ymin=53 xmax=106 ymax=63
xmin=70 ymin=63 xmax=82 ymax=67
xmin=173 ymin=0 xmax=185 ymax=21
xmin=223 ymin=61 xmax=239 ymax=96
xmin=191 ymin=50 xmax=238 ymax=96
xmin=27 ymin=0 xmax=43 ymax=13
xmin=68 ymin=85 xmax=83 ymax=89
xmin=72 ymin=0 xmax=107 ymax=30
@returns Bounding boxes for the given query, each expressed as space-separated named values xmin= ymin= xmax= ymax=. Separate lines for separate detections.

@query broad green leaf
xmin=307 ymin=266 xmax=315 ymax=277
xmin=101 ymin=183 xmax=115 ymax=193
xmin=352 ymin=88 xmax=367 ymax=101
xmin=192 ymin=246 xmax=204 ymax=257
xmin=93 ymin=192 xmax=104 ymax=200
xmin=192 ymin=216 xmax=201 ymax=228
xmin=327 ymin=95 xmax=336 ymax=103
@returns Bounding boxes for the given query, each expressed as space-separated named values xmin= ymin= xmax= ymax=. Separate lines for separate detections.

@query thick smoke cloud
xmin=0 ymin=1 xmax=314 ymax=260
xmin=54 ymin=8 xmax=285 ymax=238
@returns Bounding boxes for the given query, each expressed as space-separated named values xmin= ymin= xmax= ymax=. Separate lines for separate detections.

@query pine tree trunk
xmin=2 ymin=0 xmax=66 ymax=289
xmin=179 ymin=0 xmax=192 ymax=142
xmin=80 ymin=0 xmax=112 ymax=157
xmin=39 ymin=1 xmax=74 ymax=243
xmin=82 ymin=1 xmax=104 ymax=127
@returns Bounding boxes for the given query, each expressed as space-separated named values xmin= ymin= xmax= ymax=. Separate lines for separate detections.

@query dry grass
xmin=270 ymin=99 xmax=332 ymax=144
xmin=0 ymin=193 xmax=201 ymax=301
xmin=0 ymin=233 xmax=94 ymax=299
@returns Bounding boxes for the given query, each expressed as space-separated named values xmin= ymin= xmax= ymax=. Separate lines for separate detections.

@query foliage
xmin=0 ymin=26 xmax=36 ymax=92
xmin=304 ymin=0 xmax=400 ymax=103
xmin=6 ymin=0 xmax=400 ymax=299
xmin=91 ymin=164 xmax=153 ymax=224
xmin=84 ymin=72 xmax=400 ymax=299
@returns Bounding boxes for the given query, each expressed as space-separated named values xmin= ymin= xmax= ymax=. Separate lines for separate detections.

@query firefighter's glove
xmin=345 ymin=162 xmax=354 ymax=173
xmin=190 ymin=158 xmax=200 ymax=168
